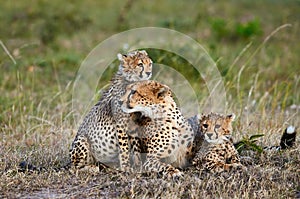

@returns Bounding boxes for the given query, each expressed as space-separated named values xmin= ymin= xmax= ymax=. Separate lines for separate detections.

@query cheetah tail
xmin=18 ymin=161 xmax=72 ymax=173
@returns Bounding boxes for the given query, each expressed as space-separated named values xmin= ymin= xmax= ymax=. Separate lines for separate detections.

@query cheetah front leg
xmin=143 ymin=154 xmax=183 ymax=179
xmin=204 ymin=151 xmax=244 ymax=173
xmin=203 ymin=152 xmax=227 ymax=173
xmin=142 ymin=129 xmax=183 ymax=178
xmin=143 ymin=139 xmax=183 ymax=179
xmin=70 ymin=135 xmax=99 ymax=172
xmin=117 ymin=128 xmax=144 ymax=172
xmin=111 ymin=98 xmax=133 ymax=172
xmin=224 ymin=145 xmax=246 ymax=171
xmin=116 ymin=123 xmax=132 ymax=171
xmin=128 ymin=136 xmax=143 ymax=170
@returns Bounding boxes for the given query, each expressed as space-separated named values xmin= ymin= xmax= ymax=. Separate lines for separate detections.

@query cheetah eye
xmin=130 ymin=90 xmax=137 ymax=96
xmin=202 ymin=124 xmax=209 ymax=128
xmin=138 ymin=63 xmax=143 ymax=67
xmin=215 ymin=124 xmax=221 ymax=129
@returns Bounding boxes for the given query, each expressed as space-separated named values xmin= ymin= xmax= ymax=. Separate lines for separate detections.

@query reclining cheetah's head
xmin=117 ymin=50 xmax=153 ymax=82
xmin=120 ymin=80 xmax=174 ymax=119
xmin=200 ymin=113 xmax=235 ymax=144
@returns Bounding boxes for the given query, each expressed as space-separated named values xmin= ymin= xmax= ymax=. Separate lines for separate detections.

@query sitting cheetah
xmin=192 ymin=113 xmax=244 ymax=173
xmin=70 ymin=50 xmax=153 ymax=171
xmin=120 ymin=80 xmax=197 ymax=178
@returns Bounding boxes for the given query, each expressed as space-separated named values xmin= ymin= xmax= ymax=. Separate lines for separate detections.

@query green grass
xmin=1 ymin=0 xmax=299 ymax=198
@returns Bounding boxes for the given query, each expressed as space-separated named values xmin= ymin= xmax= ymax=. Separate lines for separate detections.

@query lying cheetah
xmin=120 ymin=80 xmax=196 ymax=178
xmin=120 ymin=80 xmax=204 ymax=177
xmin=192 ymin=113 xmax=244 ymax=173
xmin=70 ymin=50 xmax=153 ymax=171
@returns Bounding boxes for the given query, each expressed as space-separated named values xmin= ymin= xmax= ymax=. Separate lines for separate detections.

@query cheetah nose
xmin=117 ymin=100 xmax=123 ymax=106
xmin=206 ymin=133 xmax=214 ymax=139
xmin=146 ymin=72 xmax=151 ymax=77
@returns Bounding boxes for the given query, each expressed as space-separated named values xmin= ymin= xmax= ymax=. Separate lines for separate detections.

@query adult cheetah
xmin=120 ymin=80 xmax=198 ymax=178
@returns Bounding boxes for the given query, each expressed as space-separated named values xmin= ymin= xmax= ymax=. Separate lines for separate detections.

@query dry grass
xmin=1 ymin=146 xmax=299 ymax=198
xmin=1 ymin=1 xmax=299 ymax=198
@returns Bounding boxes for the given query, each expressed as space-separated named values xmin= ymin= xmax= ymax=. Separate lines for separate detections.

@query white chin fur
xmin=206 ymin=139 xmax=223 ymax=144
xmin=121 ymin=105 xmax=155 ymax=119
xmin=205 ymin=135 xmax=228 ymax=144
xmin=286 ymin=125 xmax=295 ymax=134
xmin=147 ymin=73 xmax=152 ymax=79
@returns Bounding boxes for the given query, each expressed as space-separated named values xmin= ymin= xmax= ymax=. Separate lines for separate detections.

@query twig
xmin=0 ymin=40 xmax=17 ymax=65
xmin=242 ymin=24 xmax=292 ymax=70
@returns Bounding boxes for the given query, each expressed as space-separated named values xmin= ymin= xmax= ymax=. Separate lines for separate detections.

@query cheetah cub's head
xmin=200 ymin=113 xmax=235 ymax=144
xmin=120 ymin=80 xmax=173 ymax=119
xmin=117 ymin=50 xmax=153 ymax=82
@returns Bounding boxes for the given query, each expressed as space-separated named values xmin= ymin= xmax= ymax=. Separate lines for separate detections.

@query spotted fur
xmin=192 ymin=113 xmax=244 ymax=173
xmin=120 ymin=80 xmax=197 ymax=178
xmin=70 ymin=50 xmax=153 ymax=171
xmin=120 ymin=80 xmax=244 ymax=174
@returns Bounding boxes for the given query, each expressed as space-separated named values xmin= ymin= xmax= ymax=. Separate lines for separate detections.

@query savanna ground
xmin=0 ymin=0 xmax=299 ymax=198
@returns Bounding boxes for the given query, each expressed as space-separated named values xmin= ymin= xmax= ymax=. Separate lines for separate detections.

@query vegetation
xmin=1 ymin=0 xmax=299 ymax=198
xmin=234 ymin=134 xmax=265 ymax=153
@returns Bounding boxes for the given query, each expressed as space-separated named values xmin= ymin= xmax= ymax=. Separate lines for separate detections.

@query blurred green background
xmin=1 ymin=0 xmax=299 ymax=135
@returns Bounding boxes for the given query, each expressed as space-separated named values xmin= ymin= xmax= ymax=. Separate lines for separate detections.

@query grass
xmin=0 ymin=0 xmax=299 ymax=198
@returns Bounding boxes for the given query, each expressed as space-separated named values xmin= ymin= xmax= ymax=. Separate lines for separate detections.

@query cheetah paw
xmin=233 ymin=163 xmax=247 ymax=172
xmin=167 ymin=169 xmax=184 ymax=180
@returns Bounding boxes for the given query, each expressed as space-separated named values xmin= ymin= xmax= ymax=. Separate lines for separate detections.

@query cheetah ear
xmin=226 ymin=113 xmax=236 ymax=122
xmin=117 ymin=53 xmax=123 ymax=61
xmin=117 ymin=53 xmax=127 ymax=61
xmin=126 ymin=83 xmax=136 ymax=91
xmin=199 ymin=113 xmax=207 ymax=121
xmin=139 ymin=50 xmax=148 ymax=55
xmin=156 ymin=86 xmax=169 ymax=99
xmin=196 ymin=114 xmax=202 ymax=120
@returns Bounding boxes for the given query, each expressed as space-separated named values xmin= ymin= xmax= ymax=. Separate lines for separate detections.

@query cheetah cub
xmin=192 ymin=113 xmax=244 ymax=173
